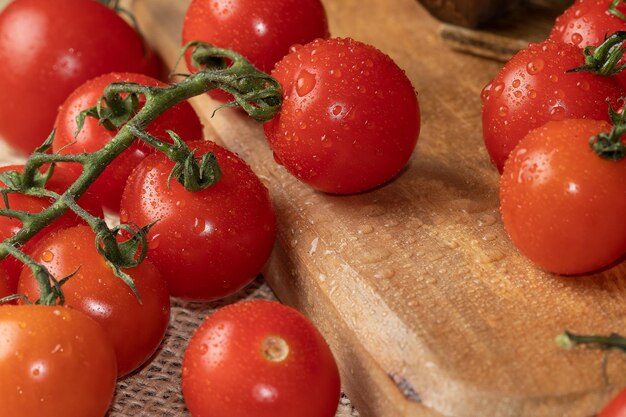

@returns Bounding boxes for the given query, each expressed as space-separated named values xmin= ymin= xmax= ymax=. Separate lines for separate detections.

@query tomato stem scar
xmin=261 ymin=335 xmax=290 ymax=362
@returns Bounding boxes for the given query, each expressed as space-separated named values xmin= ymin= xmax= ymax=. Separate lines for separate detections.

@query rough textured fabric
xmin=108 ymin=277 xmax=360 ymax=417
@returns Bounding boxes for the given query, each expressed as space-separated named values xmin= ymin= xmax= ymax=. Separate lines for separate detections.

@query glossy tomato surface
xmin=500 ymin=119 xmax=626 ymax=275
xmin=54 ymin=72 xmax=203 ymax=212
xmin=0 ymin=265 xmax=10 ymax=299
xmin=0 ymin=165 xmax=103 ymax=291
xmin=182 ymin=300 xmax=340 ymax=417
xmin=18 ymin=225 xmax=170 ymax=377
xmin=482 ymin=39 xmax=625 ymax=172
xmin=0 ymin=305 xmax=117 ymax=417
xmin=120 ymin=140 xmax=276 ymax=301
xmin=264 ymin=38 xmax=420 ymax=194
xmin=550 ymin=0 xmax=626 ymax=85
xmin=0 ymin=0 xmax=153 ymax=153
xmin=182 ymin=0 xmax=328 ymax=102
xmin=600 ymin=389 xmax=626 ymax=417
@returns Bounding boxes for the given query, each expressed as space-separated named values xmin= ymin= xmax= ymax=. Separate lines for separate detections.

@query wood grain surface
xmin=134 ymin=1 xmax=626 ymax=416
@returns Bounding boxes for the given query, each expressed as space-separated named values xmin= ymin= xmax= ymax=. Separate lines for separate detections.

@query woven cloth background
xmin=107 ymin=277 xmax=360 ymax=417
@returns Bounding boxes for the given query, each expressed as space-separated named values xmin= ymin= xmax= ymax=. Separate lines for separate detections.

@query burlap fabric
xmin=107 ymin=277 xmax=360 ymax=417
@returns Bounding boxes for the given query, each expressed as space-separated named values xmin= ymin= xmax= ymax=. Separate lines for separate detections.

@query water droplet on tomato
xmin=175 ymin=200 xmax=186 ymax=208
xmin=41 ymin=250 xmax=54 ymax=263
xmin=512 ymin=79 xmax=521 ymax=88
xmin=119 ymin=210 xmax=129 ymax=223
xmin=549 ymin=74 xmax=559 ymax=83
xmin=528 ymin=90 xmax=537 ymax=99
xmin=289 ymin=43 xmax=302 ymax=53
xmin=577 ymin=80 xmax=590 ymax=91
xmin=514 ymin=91 xmax=522 ymax=98
xmin=571 ymin=32 xmax=583 ymax=45
xmin=498 ymin=106 xmax=509 ymax=117
xmin=492 ymin=82 xmax=504 ymax=98
xmin=332 ymin=105 xmax=343 ymax=116
xmin=149 ymin=234 xmax=161 ymax=249
xmin=199 ymin=344 xmax=208 ymax=354
xmin=330 ymin=68 xmax=342 ymax=78
xmin=295 ymin=69 xmax=316 ymax=97
xmin=550 ymin=105 xmax=566 ymax=120
xmin=526 ymin=58 xmax=545 ymax=75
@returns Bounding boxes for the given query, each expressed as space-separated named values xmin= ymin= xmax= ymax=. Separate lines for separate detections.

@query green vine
xmin=0 ymin=42 xmax=282 ymax=306
xmin=589 ymin=100 xmax=626 ymax=161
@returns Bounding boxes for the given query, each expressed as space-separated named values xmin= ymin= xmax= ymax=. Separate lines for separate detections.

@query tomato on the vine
xmin=264 ymin=37 xmax=420 ymax=194
xmin=182 ymin=300 xmax=340 ymax=417
xmin=0 ymin=305 xmax=117 ymax=417
xmin=482 ymin=39 xmax=625 ymax=172
xmin=600 ymin=388 xmax=626 ymax=417
xmin=18 ymin=225 xmax=171 ymax=377
xmin=0 ymin=0 xmax=156 ymax=154
xmin=54 ymin=72 xmax=204 ymax=211
xmin=0 ymin=165 xmax=103 ymax=291
xmin=120 ymin=140 xmax=276 ymax=301
xmin=182 ymin=0 xmax=328 ymax=102
xmin=500 ymin=119 xmax=626 ymax=275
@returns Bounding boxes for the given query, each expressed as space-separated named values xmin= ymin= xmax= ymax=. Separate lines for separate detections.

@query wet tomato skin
xmin=500 ymin=119 xmax=626 ymax=275
xmin=182 ymin=0 xmax=328 ymax=102
xmin=182 ymin=300 xmax=341 ymax=417
xmin=18 ymin=225 xmax=171 ymax=377
xmin=0 ymin=305 xmax=117 ymax=417
xmin=264 ymin=38 xmax=420 ymax=194
xmin=481 ymin=39 xmax=625 ymax=172
xmin=0 ymin=0 xmax=154 ymax=154
xmin=120 ymin=140 xmax=276 ymax=301
xmin=54 ymin=72 xmax=204 ymax=212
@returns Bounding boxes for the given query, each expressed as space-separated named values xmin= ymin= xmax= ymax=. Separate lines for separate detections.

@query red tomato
xmin=0 ymin=305 xmax=117 ymax=417
xmin=53 ymin=72 xmax=204 ymax=212
xmin=600 ymin=389 xmax=626 ymax=417
xmin=0 ymin=265 xmax=10 ymax=300
xmin=0 ymin=0 xmax=155 ymax=154
xmin=500 ymin=119 xmax=626 ymax=274
xmin=17 ymin=225 xmax=171 ymax=377
xmin=550 ymin=0 xmax=626 ymax=47
xmin=120 ymin=140 xmax=275 ymax=301
xmin=482 ymin=39 xmax=625 ymax=172
xmin=264 ymin=38 xmax=420 ymax=194
xmin=182 ymin=300 xmax=340 ymax=417
xmin=182 ymin=0 xmax=328 ymax=102
xmin=550 ymin=0 xmax=626 ymax=85
xmin=0 ymin=164 xmax=103 ymax=291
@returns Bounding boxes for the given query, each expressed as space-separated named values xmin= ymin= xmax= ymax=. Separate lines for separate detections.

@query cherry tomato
xmin=0 ymin=164 xmax=103 ymax=291
xmin=182 ymin=300 xmax=340 ymax=417
xmin=182 ymin=0 xmax=328 ymax=102
xmin=550 ymin=0 xmax=626 ymax=86
xmin=53 ymin=72 xmax=204 ymax=212
xmin=482 ymin=39 xmax=625 ymax=172
xmin=120 ymin=140 xmax=276 ymax=301
xmin=550 ymin=0 xmax=626 ymax=47
xmin=264 ymin=38 xmax=420 ymax=194
xmin=0 ymin=305 xmax=117 ymax=417
xmin=500 ymin=119 xmax=626 ymax=274
xmin=600 ymin=388 xmax=626 ymax=417
xmin=17 ymin=225 xmax=170 ymax=377
xmin=0 ymin=0 xmax=156 ymax=154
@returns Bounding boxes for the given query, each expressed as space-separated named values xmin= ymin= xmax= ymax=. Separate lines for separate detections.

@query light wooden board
xmin=134 ymin=1 xmax=626 ymax=416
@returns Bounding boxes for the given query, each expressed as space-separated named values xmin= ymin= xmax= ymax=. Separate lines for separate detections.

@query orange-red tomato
xmin=182 ymin=300 xmax=340 ymax=417
xmin=500 ymin=119 xmax=626 ymax=274
xmin=18 ymin=225 xmax=171 ymax=377
xmin=0 ymin=305 xmax=117 ymax=417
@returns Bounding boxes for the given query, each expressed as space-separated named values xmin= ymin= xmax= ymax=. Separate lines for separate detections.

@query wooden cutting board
xmin=134 ymin=1 xmax=626 ymax=416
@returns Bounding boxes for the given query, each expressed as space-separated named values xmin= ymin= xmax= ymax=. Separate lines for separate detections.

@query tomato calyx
xmin=180 ymin=41 xmax=282 ymax=122
xmin=556 ymin=330 xmax=626 ymax=353
xmin=76 ymin=89 xmax=141 ymax=134
xmin=569 ymin=31 xmax=626 ymax=76
xmin=609 ymin=0 xmax=626 ymax=21
xmin=590 ymin=101 xmax=626 ymax=160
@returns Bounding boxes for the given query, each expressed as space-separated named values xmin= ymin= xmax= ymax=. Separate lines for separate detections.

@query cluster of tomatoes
xmin=482 ymin=0 xmax=626 ymax=276
xmin=482 ymin=0 xmax=626 ymax=413
xmin=0 ymin=0 xmax=422 ymax=416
